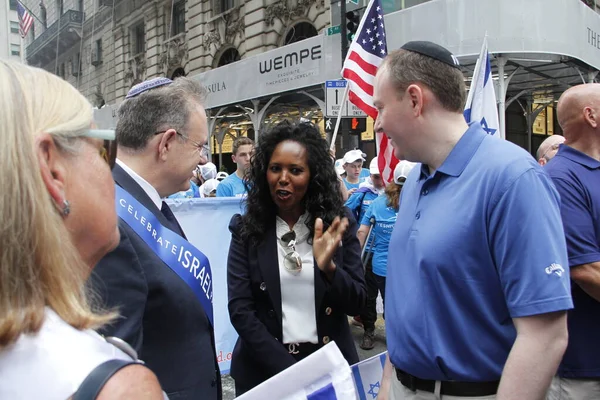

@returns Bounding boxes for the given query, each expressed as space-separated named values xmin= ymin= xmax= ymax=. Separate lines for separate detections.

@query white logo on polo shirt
xmin=545 ymin=263 xmax=565 ymax=277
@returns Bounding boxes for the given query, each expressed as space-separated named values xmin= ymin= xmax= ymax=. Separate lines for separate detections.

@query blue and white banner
xmin=167 ymin=197 xmax=245 ymax=374
xmin=464 ymin=36 xmax=501 ymax=138
xmin=116 ymin=186 xmax=214 ymax=325
xmin=351 ymin=352 xmax=387 ymax=400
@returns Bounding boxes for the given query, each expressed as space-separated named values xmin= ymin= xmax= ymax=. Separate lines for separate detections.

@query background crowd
xmin=0 ymin=38 xmax=598 ymax=400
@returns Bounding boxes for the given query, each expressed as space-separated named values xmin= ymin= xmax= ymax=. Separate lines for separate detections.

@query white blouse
xmin=276 ymin=213 xmax=319 ymax=345
xmin=0 ymin=308 xmax=131 ymax=400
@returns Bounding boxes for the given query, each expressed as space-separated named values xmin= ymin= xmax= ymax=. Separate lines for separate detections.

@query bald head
xmin=536 ymin=135 xmax=565 ymax=165
xmin=557 ymin=83 xmax=600 ymax=141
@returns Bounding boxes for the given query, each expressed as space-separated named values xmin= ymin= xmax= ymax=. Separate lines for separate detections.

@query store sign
xmin=193 ymin=35 xmax=342 ymax=109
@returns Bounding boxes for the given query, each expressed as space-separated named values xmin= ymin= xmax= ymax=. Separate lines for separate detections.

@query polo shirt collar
xmin=556 ymin=145 xmax=600 ymax=169
xmin=420 ymin=122 xmax=486 ymax=179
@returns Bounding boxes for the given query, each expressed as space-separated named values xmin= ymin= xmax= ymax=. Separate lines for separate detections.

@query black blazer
xmin=227 ymin=208 xmax=366 ymax=393
xmin=89 ymin=164 xmax=221 ymax=400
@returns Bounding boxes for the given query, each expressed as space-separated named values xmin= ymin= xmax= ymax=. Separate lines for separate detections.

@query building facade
xmin=21 ymin=0 xmax=332 ymax=107
xmin=19 ymin=0 xmax=600 ymax=172
xmin=1 ymin=0 xmax=24 ymax=61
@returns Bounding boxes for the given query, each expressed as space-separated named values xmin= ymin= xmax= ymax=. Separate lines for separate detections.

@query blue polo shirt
xmin=386 ymin=122 xmax=573 ymax=381
xmin=216 ymin=172 xmax=247 ymax=197
xmin=545 ymin=145 xmax=600 ymax=378
xmin=360 ymin=195 xmax=397 ymax=277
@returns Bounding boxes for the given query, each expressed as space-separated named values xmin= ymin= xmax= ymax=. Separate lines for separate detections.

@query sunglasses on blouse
xmin=281 ymin=230 xmax=302 ymax=273
xmin=83 ymin=129 xmax=117 ymax=169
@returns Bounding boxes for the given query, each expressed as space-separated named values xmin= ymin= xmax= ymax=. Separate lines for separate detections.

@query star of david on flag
xmin=464 ymin=36 xmax=501 ymax=138
xmin=351 ymin=351 xmax=387 ymax=400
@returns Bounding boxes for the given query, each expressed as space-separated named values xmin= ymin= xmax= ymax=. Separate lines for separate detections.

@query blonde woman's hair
xmin=0 ymin=60 xmax=114 ymax=348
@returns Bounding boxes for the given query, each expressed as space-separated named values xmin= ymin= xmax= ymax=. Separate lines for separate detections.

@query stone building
xmin=21 ymin=0 xmax=331 ymax=108
xmin=20 ymin=0 xmax=600 ymax=171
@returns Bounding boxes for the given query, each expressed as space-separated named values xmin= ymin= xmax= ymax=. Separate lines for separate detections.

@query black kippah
xmin=400 ymin=41 xmax=461 ymax=69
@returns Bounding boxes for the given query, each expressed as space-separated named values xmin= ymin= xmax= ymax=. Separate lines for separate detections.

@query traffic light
xmin=345 ymin=11 xmax=360 ymax=41
xmin=348 ymin=117 xmax=367 ymax=135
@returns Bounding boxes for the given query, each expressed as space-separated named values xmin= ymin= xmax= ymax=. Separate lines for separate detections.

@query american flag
xmin=17 ymin=1 xmax=34 ymax=38
xmin=341 ymin=0 xmax=398 ymax=182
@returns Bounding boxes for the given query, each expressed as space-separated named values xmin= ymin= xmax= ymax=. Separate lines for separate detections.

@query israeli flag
xmin=464 ymin=37 xmax=501 ymax=138
xmin=351 ymin=352 xmax=387 ymax=400
xmin=236 ymin=342 xmax=358 ymax=400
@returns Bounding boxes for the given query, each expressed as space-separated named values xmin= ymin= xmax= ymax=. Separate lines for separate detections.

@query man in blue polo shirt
xmin=374 ymin=41 xmax=572 ymax=400
xmin=545 ymin=84 xmax=600 ymax=399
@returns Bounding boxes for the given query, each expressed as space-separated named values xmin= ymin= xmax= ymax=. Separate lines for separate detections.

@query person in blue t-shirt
xmin=216 ymin=136 xmax=254 ymax=197
xmin=354 ymin=160 xmax=415 ymax=351
xmin=545 ymin=84 xmax=600 ymax=399
xmin=345 ymin=158 xmax=385 ymax=223
xmin=168 ymin=180 xmax=200 ymax=199
xmin=375 ymin=42 xmax=572 ymax=400
xmin=341 ymin=149 xmax=369 ymax=194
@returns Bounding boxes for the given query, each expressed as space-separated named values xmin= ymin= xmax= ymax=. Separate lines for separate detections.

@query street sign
xmin=324 ymin=117 xmax=334 ymax=133
xmin=325 ymin=80 xmax=368 ymax=118
xmin=347 ymin=0 xmax=359 ymax=5
xmin=326 ymin=25 xmax=341 ymax=36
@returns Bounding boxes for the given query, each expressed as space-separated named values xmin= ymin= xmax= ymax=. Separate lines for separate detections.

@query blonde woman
xmin=0 ymin=61 xmax=163 ymax=399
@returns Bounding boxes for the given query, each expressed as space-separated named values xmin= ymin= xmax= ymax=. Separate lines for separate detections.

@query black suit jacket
xmin=227 ymin=208 xmax=366 ymax=393
xmin=89 ymin=164 xmax=221 ymax=400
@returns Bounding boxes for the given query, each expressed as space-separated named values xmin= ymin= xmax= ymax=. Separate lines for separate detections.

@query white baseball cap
xmin=198 ymin=162 xmax=217 ymax=180
xmin=201 ymin=178 xmax=220 ymax=197
xmin=394 ymin=160 xmax=417 ymax=185
xmin=216 ymin=171 xmax=229 ymax=181
xmin=334 ymin=159 xmax=345 ymax=176
xmin=343 ymin=149 xmax=366 ymax=165
xmin=369 ymin=158 xmax=380 ymax=175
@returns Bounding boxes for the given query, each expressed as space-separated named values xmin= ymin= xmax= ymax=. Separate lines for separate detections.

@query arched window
xmin=284 ymin=22 xmax=318 ymax=45
xmin=171 ymin=67 xmax=186 ymax=79
xmin=217 ymin=48 xmax=241 ymax=67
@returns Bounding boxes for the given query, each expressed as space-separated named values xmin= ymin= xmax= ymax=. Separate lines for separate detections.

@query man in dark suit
xmin=90 ymin=77 xmax=221 ymax=400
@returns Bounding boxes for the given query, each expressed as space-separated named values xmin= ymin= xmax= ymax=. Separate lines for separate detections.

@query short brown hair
xmin=232 ymin=136 xmax=254 ymax=155
xmin=381 ymin=49 xmax=466 ymax=112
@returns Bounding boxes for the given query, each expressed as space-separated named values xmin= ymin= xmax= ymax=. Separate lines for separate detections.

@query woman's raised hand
xmin=313 ymin=216 xmax=349 ymax=280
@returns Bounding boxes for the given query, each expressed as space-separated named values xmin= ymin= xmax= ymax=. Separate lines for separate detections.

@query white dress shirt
xmin=116 ymin=158 xmax=162 ymax=210
xmin=276 ymin=213 xmax=318 ymax=344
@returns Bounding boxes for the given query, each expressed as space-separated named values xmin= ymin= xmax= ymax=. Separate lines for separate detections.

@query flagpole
xmin=329 ymin=84 xmax=350 ymax=151
xmin=17 ymin=1 xmax=44 ymax=26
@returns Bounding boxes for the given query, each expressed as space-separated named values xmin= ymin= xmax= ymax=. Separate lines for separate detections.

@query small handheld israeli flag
xmin=351 ymin=352 xmax=387 ymax=400
xmin=464 ymin=36 xmax=501 ymax=138
xmin=236 ymin=342 xmax=358 ymax=400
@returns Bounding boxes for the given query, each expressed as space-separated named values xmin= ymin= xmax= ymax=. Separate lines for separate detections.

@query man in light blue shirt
xmin=216 ymin=136 xmax=254 ymax=197
xmin=374 ymin=41 xmax=572 ymax=400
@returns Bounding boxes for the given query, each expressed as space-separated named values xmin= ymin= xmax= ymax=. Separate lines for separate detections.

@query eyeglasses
xmin=280 ymin=230 xmax=302 ymax=273
xmin=83 ymin=129 xmax=117 ymax=169
xmin=154 ymin=130 xmax=210 ymax=161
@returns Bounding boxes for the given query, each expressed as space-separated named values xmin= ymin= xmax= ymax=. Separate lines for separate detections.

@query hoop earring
xmin=62 ymin=200 xmax=71 ymax=216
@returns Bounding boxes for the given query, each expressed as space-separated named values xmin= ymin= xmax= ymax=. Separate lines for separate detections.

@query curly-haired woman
xmin=226 ymin=121 xmax=367 ymax=395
